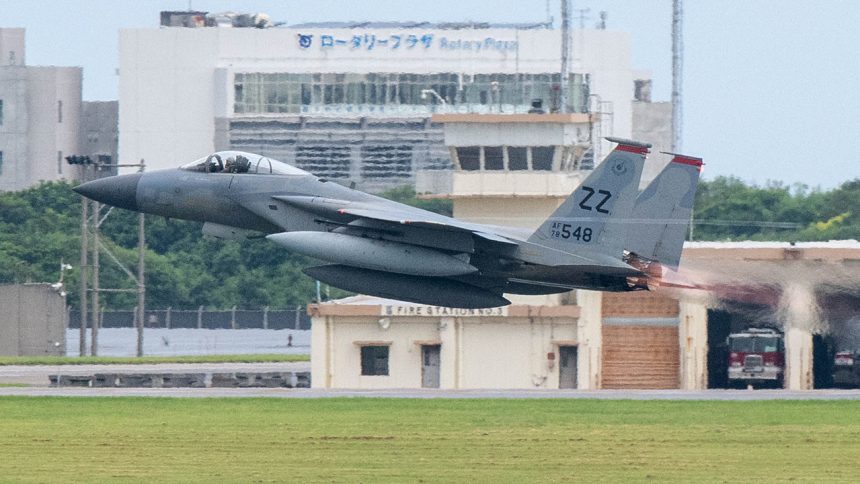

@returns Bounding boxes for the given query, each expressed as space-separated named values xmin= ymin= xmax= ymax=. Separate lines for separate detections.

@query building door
xmin=421 ymin=345 xmax=441 ymax=388
xmin=559 ymin=346 xmax=578 ymax=389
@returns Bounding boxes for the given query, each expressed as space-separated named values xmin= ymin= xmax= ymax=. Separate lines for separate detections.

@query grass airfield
xmin=2 ymin=398 xmax=858 ymax=482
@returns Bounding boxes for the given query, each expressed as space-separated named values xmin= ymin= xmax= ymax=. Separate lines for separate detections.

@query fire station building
xmin=310 ymin=241 xmax=860 ymax=391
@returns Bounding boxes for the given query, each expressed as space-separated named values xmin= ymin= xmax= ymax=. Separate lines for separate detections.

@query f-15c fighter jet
xmin=74 ymin=137 xmax=702 ymax=308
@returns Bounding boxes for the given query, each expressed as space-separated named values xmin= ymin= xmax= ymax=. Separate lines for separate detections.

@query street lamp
xmin=420 ymin=89 xmax=447 ymax=106
xmin=51 ymin=261 xmax=73 ymax=297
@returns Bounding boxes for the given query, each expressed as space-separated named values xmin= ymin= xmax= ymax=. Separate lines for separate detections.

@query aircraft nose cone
xmin=73 ymin=173 xmax=142 ymax=211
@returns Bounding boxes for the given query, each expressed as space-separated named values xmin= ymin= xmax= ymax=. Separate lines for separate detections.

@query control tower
xmin=417 ymin=112 xmax=599 ymax=304
xmin=417 ymin=113 xmax=599 ymax=229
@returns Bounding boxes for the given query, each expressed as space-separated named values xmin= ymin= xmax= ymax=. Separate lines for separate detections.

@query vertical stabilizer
xmin=528 ymin=138 xmax=648 ymax=260
xmin=627 ymin=153 xmax=703 ymax=268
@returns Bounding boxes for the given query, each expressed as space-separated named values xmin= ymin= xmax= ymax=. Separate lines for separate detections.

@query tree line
xmin=0 ymin=176 xmax=856 ymax=310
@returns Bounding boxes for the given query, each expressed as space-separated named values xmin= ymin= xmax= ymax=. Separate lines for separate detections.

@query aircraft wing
xmin=271 ymin=195 xmax=521 ymax=248
xmin=336 ymin=206 xmax=520 ymax=246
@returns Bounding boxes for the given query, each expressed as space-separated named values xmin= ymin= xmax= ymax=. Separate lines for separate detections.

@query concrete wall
xmin=0 ymin=28 xmax=25 ymax=66
xmin=453 ymin=196 xmax=564 ymax=229
xmin=0 ymin=66 xmax=29 ymax=190
xmin=26 ymin=67 xmax=81 ymax=184
xmin=632 ymin=101 xmax=673 ymax=185
xmin=80 ymin=101 xmax=118 ymax=165
xmin=0 ymin=284 xmax=66 ymax=356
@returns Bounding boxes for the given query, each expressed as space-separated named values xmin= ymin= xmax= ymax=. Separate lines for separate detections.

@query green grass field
xmin=1 ymin=398 xmax=858 ymax=482
xmin=0 ymin=354 xmax=309 ymax=366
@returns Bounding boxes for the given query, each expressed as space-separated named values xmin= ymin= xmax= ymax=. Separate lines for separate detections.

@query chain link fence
xmin=68 ymin=307 xmax=311 ymax=330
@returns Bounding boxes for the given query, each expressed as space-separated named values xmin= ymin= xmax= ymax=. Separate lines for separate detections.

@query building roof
xmin=308 ymin=294 xmax=581 ymax=318
xmin=685 ymin=240 xmax=860 ymax=250
xmin=286 ymin=21 xmax=551 ymax=30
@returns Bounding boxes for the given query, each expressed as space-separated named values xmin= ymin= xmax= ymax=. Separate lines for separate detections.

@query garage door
xmin=602 ymin=325 xmax=680 ymax=389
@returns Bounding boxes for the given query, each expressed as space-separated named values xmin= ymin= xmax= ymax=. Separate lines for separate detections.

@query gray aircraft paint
xmin=627 ymin=156 xmax=702 ymax=268
xmin=74 ymin=139 xmax=699 ymax=308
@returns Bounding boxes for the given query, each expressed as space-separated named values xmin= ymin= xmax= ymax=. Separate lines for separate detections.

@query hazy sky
xmin=2 ymin=0 xmax=858 ymax=189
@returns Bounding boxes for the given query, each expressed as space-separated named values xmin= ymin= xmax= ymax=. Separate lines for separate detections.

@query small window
xmin=57 ymin=100 xmax=63 ymax=123
xmin=360 ymin=345 xmax=389 ymax=376
xmin=532 ymin=146 xmax=555 ymax=171
xmin=57 ymin=151 xmax=63 ymax=175
xmin=484 ymin=146 xmax=504 ymax=170
xmin=457 ymin=146 xmax=480 ymax=171
xmin=0 ymin=151 xmax=4 ymax=175
xmin=0 ymin=99 xmax=4 ymax=125
xmin=508 ymin=147 xmax=528 ymax=170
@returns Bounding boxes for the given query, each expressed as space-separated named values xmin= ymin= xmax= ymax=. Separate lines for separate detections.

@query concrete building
xmin=0 ymin=28 xmax=80 ymax=191
xmin=0 ymin=28 xmax=117 ymax=192
xmin=118 ymin=15 xmax=662 ymax=191
xmin=0 ymin=284 xmax=66 ymax=356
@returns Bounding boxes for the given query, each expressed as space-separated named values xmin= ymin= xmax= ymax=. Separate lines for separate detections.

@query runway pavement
xmin=4 ymin=362 xmax=858 ymax=399
xmin=0 ymin=362 xmax=311 ymax=386
xmin=1 ymin=386 xmax=859 ymax=400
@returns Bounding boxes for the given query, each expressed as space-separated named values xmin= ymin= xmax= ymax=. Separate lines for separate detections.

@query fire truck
xmin=727 ymin=328 xmax=785 ymax=388
xmin=833 ymin=350 xmax=860 ymax=388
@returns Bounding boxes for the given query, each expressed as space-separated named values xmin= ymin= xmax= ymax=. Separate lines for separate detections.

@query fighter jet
xmin=74 ymin=137 xmax=702 ymax=308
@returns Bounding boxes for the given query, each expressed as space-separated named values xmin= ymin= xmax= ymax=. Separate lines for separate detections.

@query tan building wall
xmin=310 ymin=300 xmax=593 ymax=390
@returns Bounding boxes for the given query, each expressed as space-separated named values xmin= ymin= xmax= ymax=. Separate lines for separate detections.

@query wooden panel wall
xmin=602 ymin=326 xmax=680 ymax=389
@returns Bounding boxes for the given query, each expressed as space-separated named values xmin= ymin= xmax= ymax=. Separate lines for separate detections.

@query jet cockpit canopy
xmin=180 ymin=151 xmax=308 ymax=176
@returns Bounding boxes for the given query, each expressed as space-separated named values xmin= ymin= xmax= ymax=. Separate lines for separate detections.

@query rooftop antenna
xmin=559 ymin=0 xmax=571 ymax=113
xmin=672 ymin=0 xmax=684 ymax=152
xmin=573 ymin=7 xmax=590 ymax=29
xmin=597 ymin=11 xmax=607 ymax=30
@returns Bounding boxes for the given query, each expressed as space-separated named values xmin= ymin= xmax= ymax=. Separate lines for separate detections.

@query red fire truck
xmin=727 ymin=328 xmax=785 ymax=388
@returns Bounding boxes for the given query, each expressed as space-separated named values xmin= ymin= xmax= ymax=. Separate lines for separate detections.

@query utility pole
xmin=78 ymin=165 xmax=89 ymax=356
xmin=573 ymin=8 xmax=590 ymax=29
xmin=91 ymin=200 xmax=100 ymax=356
xmin=136 ymin=159 xmax=146 ymax=357
xmin=672 ymin=0 xmax=690 ymax=240
xmin=559 ymin=0 xmax=571 ymax=113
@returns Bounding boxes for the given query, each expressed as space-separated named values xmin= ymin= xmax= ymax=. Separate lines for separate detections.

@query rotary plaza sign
xmin=297 ymin=32 xmax=518 ymax=53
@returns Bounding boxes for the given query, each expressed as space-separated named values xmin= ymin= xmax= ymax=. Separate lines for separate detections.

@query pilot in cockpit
xmin=224 ymin=154 xmax=251 ymax=173
xmin=206 ymin=154 xmax=223 ymax=173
